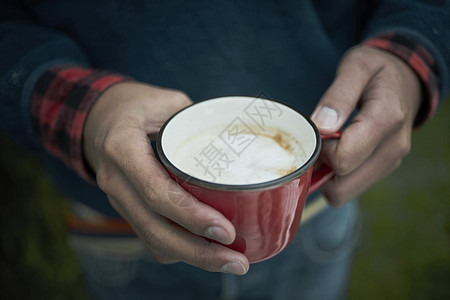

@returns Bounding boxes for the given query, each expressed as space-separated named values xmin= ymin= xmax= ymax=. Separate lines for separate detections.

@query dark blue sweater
xmin=1 ymin=0 xmax=449 ymax=216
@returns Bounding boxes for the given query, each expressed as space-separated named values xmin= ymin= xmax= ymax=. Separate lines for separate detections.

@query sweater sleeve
xmin=0 ymin=1 xmax=133 ymax=183
xmin=31 ymin=65 xmax=130 ymax=183
xmin=0 ymin=0 xmax=90 ymax=148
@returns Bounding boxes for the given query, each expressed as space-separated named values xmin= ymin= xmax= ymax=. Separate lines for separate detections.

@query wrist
xmin=363 ymin=32 xmax=440 ymax=127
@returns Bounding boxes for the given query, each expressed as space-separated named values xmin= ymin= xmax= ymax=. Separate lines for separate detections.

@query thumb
xmin=311 ymin=105 xmax=342 ymax=134
xmin=311 ymin=47 xmax=380 ymax=134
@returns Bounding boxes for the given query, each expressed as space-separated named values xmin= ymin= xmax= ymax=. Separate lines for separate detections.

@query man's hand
xmin=311 ymin=46 xmax=422 ymax=206
xmin=83 ymin=82 xmax=249 ymax=275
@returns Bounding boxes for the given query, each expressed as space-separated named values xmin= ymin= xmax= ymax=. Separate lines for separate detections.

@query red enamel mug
xmin=156 ymin=96 xmax=338 ymax=263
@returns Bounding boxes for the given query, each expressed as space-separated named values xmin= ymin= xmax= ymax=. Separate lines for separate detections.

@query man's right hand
xmin=83 ymin=82 xmax=249 ymax=275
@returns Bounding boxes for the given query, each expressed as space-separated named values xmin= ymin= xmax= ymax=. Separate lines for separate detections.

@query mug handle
xmin=308 ymin=131 xmax=341 ymax=195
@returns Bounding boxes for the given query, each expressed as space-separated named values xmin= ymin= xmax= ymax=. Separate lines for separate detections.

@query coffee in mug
xmin=170 ymin=125 xmax=307 ymax=185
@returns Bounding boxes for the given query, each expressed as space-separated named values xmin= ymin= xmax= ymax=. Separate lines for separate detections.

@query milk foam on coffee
xmin=171 ymin=127 xmax=306 ymax=185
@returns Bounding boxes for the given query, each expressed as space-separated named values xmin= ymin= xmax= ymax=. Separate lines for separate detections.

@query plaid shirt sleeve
xmin=363 ymin=32 xmax=440 ymax=127
xmin=31 ymin=65 xmax=131 ymax=183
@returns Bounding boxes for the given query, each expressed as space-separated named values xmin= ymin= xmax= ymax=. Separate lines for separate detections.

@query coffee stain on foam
xmin=268 ymin=131 xmax=300 ymax=177
xmin=271 ymin=132 xmax=292 ymax=153
xmin=173 ymin=124 xmax=307 ymax=180
xmin=257 ymin=127 xmax=304 ymax=156
xmin=255 ymin=126 xmax=307 ymax=177
xmin=277 ymin=165 xmax=299 ymax=177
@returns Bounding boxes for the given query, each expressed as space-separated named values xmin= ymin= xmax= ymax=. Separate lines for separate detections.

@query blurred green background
xmin=0 ymin=99 xmax=449 ymax=299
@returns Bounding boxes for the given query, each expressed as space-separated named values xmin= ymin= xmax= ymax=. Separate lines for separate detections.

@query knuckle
xmin=106 ymin=196 xmax=123 ymax=214
xmin=390 ymin=107 xmax=407 ymax=129
xmin=140 ymin=227 xmax=172 ymax=264
xmin=145 ymin=189 xmax=164 ymax=214
xmin=333 ymin=148 xmax=353 ymax=175
xmin=323 ymin=185 xmax=347 ymax=207
xmin=141 ymin=224 xmax=160 ymax=246
xmin=393 ymin=159 xmax=402 ymax=170
xmin=330 ymin=187 xmax=346 ymax=205
xmin=166 ymin=180 xmax=196 ymax=209
xmin=102 ymin=133 xmax=123 ymax=161
xmin=345 ymin=49 xmax=377 ymax=75
xmin=330 ymin=199 xmax=346 ymax=208
xmin=189 ymin=241 xmax=224 ymax=272
xmin=132 ymin=220 xmax=168 ymax=263
xmin=150 ymin=251 xmax=175 ymax=264
xmin=171 ymin=90 xmax=192 ymax=107
xmin=95 ymin=167 xmax=112 ymax=191
xmin=192 ymin=247 xmax=213 ymax=270
xmin=396 ymin=135 xmax=411 ymax=158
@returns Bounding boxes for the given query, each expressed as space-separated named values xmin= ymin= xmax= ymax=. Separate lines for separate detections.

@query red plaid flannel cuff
xmin=364 ymin=32 xmax=440 ymax=126
xmin=31 ymin=65 xmax=130 ymax=183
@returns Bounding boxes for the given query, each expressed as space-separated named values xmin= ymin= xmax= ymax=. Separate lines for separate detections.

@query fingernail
xmin=221 ymin=261 xmax=247 ymax=275
xmin=311 ymin=106 xmax=339 ymax=129
xmin=205 ymin=226 xmax=230 ymax=244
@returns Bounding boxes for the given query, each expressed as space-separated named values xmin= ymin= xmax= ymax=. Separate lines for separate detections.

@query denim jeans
xmin=73 ymin=200 xmax=361 ymax=300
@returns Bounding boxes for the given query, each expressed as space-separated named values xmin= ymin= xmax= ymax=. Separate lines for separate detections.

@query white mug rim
xmin=156 ymin=96 xmax=322 ymax=191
